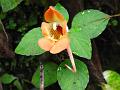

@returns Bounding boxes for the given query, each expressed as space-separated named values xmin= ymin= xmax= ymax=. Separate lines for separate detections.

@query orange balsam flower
xmin=38 ymin=6 xmax=76 ymax=72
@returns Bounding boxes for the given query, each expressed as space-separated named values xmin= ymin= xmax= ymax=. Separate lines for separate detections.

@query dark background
xmin=0 ymin=0 xmax=120 ymax=90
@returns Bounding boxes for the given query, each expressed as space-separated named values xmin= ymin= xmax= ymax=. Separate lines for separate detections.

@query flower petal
xmin=41 ymin=22 xmax=52 ymax=37
xmin=38 ymin=37 xmax=55 ymax=51
xmin=50 ymin=36 xmax=69 ymax=54
xmin=44 ymin=6 xmax=64 ymax=22
xmin=61 ymin=21 xmax=67 ymax=35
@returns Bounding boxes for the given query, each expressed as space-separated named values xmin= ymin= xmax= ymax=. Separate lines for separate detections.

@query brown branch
xmin=87 ymin=40 xmax=106 ymax=85
xmin=0 ymin=20 xmax=9 ymax=42
xmin=40 ymin=62 xmax=44 ymax=90
xmin=0 ymin=83 xmax=3 ymax=90
xmin=0 ymin=32 xmax=15 ymax=59
xmin=74 ymin=40 xmax=106 ymax=89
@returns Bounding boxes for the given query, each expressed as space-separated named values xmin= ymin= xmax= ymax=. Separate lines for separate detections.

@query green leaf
xmin=13 ymin=80 xmax=23 ymax=90
xmin=103 ymin=70 xmax=120 ymax=90
xmin=57 ymin=59 xmax=89 ymax=90
xmin=0 ymin=12 xmax=6 ymax=20
xmin=6 ymin=18 xmax=16 ymax=30
xmin=72 ymin=9 xmax=110 ymax=39
xmin=32 ymin=62 xmax=58 ymax=88
xmin=55 ymin=3 xmax=69 ymax=21
xmin=111 ymin=19 xmax=118 ymax=26
xmin=0 ymin=0 xmax=23 ymax=12
xmin=69 ymin=30 xmax=92 ymax=59
xmin=0 ymin=73 xmax=16 ymax=84
xmin=15 ymin=27 xmax=44 ymax=56
xmin=102 ymin=84 xmax=115 ymax=90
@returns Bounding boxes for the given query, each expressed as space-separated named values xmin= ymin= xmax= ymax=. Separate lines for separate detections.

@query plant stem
xmin=66 ymin=45 xmax=76 ymax=72
xmin=40 ymin=62 xmax=44 ymax=90
xmin=110 ymin=13 xmax=120 ymax=18
xmin=0 ymin=20 xmax=9 ymax=42
xmin=0 ymin=83 xmax=3 ymax=90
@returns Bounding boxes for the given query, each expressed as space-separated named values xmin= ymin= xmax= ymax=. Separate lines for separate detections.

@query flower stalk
xmin=65 ymin=46 xmax=76 ymax=73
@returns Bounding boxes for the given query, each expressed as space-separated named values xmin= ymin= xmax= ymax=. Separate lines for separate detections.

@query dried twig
xmin=40 ymin=62 xmax=44 ymax=90
xmin=0 ymin=83 xmax=3 ymax=90
xmin=0 ymin=20 xmax=9 ymax=42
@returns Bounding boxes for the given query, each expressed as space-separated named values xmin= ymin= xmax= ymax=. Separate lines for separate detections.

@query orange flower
xmin=38 ymin=6 xmax=76 ymax=72
xmin=38 ymin=6 xmax=69 ymax=54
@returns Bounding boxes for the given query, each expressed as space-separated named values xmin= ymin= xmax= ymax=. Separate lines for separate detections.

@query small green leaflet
xmin=0 ymin=0 xmax=23 ymax=12
xmin=57 ymin=59 xmax=89 ymax=90
xmin=0 ymin=73 xmax=16 ymax=84
xmin=13 ymin=80 xmax=23 ymax=90
xmin=15 ymin=27 xmax=44 ymax=56
xmin=103 ymin=70 xmax=120 ymax=90
xmin=71 ymin=9 xmax=110 ymax=39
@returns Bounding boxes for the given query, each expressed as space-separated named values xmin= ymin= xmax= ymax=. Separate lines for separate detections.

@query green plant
xmin=0 ymin=1 xmax=120 ymax=90
xmin=102 ymin=70 xmax=120 ymax=90
xmin=15 ymin=3 xmax=110 ymax=90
